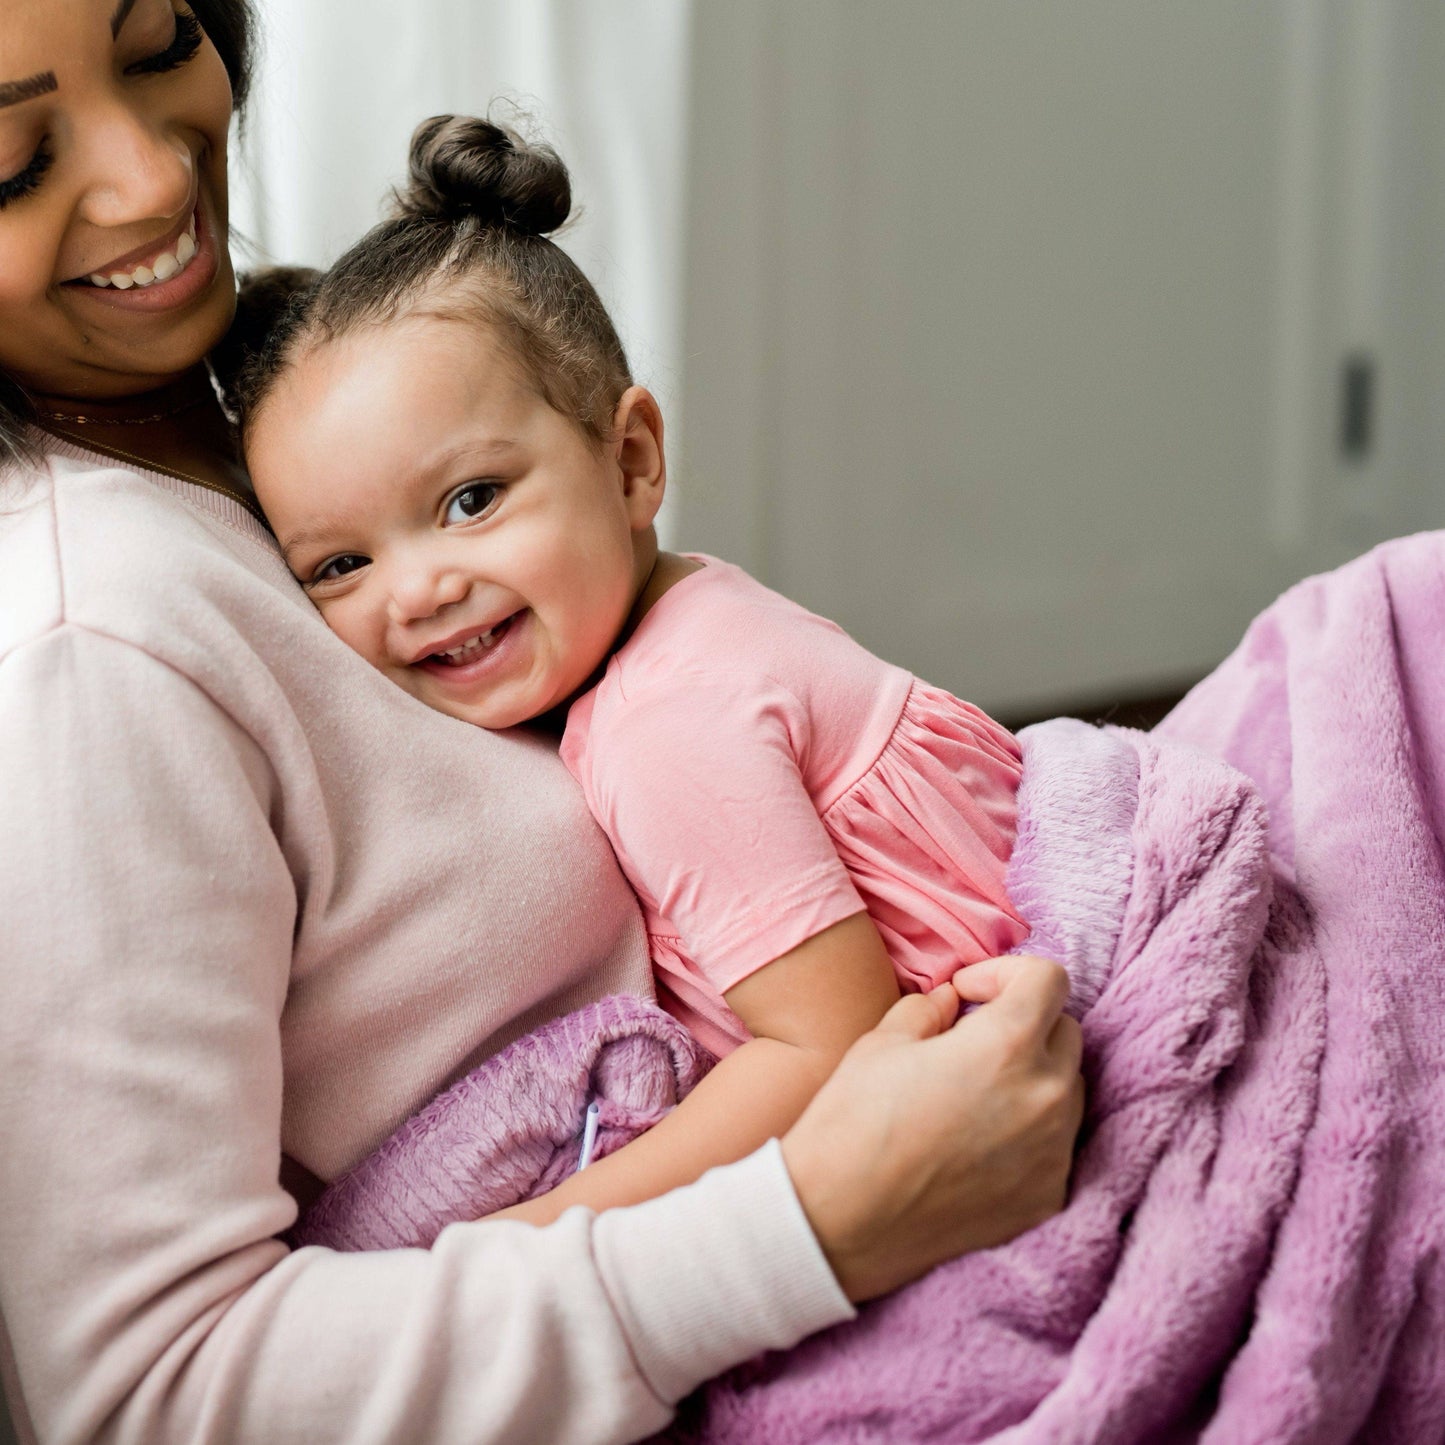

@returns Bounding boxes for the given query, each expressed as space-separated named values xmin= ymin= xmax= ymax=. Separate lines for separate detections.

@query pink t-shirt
xmin=562 ymin=557 xmax=1029 ymax=1058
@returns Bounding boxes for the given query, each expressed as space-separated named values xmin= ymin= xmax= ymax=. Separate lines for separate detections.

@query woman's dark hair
xmin=0 ymin=0 xmax=258 ymax=470
xmin=238 ymin=114 xmax=633 ymax=450
xmin=190 ymin=0 xmax=257 ymax=113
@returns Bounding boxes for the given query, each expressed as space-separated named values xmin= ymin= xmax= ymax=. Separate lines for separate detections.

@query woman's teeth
xmin=431 ymin=621 xmax=509 ymax=665
xmin=87 ymin=213 xmax=198 ymax=290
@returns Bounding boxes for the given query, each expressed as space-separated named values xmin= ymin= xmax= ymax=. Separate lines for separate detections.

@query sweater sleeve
xmin=0 ymin=626 xmax=851 ymax=1445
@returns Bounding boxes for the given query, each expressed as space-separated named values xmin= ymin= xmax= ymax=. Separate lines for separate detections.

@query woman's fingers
xmin=950 ymin=955 xmax=1011 ymax=1004
xmin=952 ymin=953 xmax=1068 ymax=1017
xmin=862 ymin=984 xmax=961 ymax=1044
xmin=1047 ymin=1009 xmax=1084 ymax=1073
xmin=876 ymin=965 xmax=1073 ymax=1059
xmin=951 ymin=955 xmax=1072 ymax=1060
xmin=1065 ymin=1070 xmax=1087 ymax=1139
xmin=784 ymin=952 xmax=1087 ymax=1304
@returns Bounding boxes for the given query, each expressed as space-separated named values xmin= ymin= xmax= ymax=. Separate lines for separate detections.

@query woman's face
xmin=0 ymin=0 xmax=235 ymax=400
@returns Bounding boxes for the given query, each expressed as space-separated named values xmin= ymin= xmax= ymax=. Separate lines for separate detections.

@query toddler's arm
xmin=491 ymin=911 xmax=901 ymax=1225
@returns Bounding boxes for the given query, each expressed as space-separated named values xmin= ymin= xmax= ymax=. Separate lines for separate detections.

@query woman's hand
xmin=780 ymin=954 xmax=1084 ymax=1303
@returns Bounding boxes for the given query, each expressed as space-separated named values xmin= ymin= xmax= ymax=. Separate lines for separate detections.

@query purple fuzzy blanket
xmin=296 ymin=535 xmax=1445 ymax=1442
xmin=290 ymin=997 xmax=711 ymax=1251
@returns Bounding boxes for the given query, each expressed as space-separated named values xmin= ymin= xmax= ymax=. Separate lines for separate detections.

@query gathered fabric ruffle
xmin=823 ymin=678 xmax=1029 ymax=990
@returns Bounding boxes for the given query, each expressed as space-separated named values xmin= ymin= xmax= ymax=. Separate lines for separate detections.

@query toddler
xmin=242 ymin=115 xmax=1029 ymax=1225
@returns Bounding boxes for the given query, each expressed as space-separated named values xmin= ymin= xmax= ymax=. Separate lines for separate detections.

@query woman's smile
xmin=61 ymin=191 xmax=217 ymax=312
xmin=0 ymin=0 xmax=238 ymax=397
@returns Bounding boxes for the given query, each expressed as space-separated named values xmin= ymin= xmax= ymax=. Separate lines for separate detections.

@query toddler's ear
xmin=613 ymin=386 xmax=667 ymax=529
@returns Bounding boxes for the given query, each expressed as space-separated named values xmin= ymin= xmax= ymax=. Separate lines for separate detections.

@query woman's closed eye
xmin=125 ymin=9 xmax=205 ymax=78
xmin=442 ymin=482 xmax=503 ymax=525
xmin=0 ymin=9 xmax=205 ymax=214
xmin=0 ymin=142 xmax=54 ymax=210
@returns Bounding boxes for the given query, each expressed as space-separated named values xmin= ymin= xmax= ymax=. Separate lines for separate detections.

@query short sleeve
xmin=574 ymin=672 xmax=867 ymax=994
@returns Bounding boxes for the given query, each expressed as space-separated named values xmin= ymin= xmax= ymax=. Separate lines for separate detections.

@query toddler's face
xmin=246 ymin=314 xmax=653 ymax=729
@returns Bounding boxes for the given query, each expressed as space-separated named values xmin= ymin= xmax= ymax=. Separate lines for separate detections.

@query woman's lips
xmin=64 ymin=200 xmax=219 ymax=315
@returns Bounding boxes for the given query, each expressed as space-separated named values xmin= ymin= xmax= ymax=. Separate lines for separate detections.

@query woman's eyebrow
xmin=0 ymin=73 xmax=57 ymax=110
xmin=0 ymin=0 xmax=145 ymax=110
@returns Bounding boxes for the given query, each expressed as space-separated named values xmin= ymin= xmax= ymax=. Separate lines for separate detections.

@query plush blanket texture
xmin=295 ymin=535 xmax=1445 ymax=1442
xmin=289 ymin=994 xmax=710 ymax=1252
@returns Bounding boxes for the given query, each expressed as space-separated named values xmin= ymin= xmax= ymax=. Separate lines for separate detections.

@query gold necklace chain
xmin=34 ymin=394 xmax=210 ymax=426
xmin=44 ymin=426 xmax=270 ymax=528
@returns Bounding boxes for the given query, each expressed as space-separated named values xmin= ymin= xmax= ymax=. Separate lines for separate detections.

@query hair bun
xmin=394 ymin=114 xmax=571 ymax=236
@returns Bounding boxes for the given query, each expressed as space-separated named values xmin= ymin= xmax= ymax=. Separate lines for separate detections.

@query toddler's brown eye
xmin=444 ymin=483 xmax=501 ymax=524
xmin=314 ymin=554 xmax=369 ymax=582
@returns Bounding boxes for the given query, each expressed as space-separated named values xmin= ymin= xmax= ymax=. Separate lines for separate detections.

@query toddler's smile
xmin=246 ymin=312 xmax=666 ymax=732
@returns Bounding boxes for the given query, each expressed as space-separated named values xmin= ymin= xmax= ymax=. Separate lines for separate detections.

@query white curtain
xmin=231 ymin=1 xmax=693 ymax=528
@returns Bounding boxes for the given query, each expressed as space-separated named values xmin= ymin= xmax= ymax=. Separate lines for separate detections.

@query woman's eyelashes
xmin=0 ymin=141 xmax=53 ymax=211
xmin=443 ymin=482 xmax=503 ymax=525
xmin=125 ymin=9 xmax=205 ymax=78
xmin=0 ymin=10 xmax=204 ymax=213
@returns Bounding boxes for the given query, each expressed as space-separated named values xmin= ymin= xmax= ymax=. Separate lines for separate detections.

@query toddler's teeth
xmin=132 ymin=265 xmax=155 ymax=286
xmin=152 ymin=253 xmax=180 ymax=281
xmin=175 ymin=232 xmax=196 ymax=265
xmin=431 ymin=620 xmax=512 ymax=664
xmin=187 ymin=212 xmax=197 ymax=241
xmin=109 ymin=273 xmax=135 ymax=290
xmin=89 ymin=274 xmax=111 ymax=287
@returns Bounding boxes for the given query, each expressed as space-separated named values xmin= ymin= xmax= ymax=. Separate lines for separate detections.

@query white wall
xmin=674 ymin=0 xmax=1445 ymax=715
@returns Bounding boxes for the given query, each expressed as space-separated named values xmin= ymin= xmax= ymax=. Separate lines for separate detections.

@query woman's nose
xmin=386 ymin=564 xmax=472 ymax=626
xmin=77 ymin=109 xmax=194 ymax=230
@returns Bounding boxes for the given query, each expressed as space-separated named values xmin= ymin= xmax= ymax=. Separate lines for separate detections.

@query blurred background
xmin=232 ymin=0 xmax=1445 ymax=727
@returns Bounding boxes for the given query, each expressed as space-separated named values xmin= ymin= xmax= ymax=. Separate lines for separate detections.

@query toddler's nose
xmin=386 ymin=566 xmax=471 ymax=626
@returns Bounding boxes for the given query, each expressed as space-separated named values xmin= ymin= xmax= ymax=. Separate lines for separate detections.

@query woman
xmin=0 ymin=3 xmax=1083 ymax=1441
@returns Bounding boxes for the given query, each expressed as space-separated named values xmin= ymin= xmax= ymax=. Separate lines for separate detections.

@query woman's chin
xmin=56 ymin=207 xmax=238 ymax=388
xmin=48 ymin=276 xmax=238 ymax=399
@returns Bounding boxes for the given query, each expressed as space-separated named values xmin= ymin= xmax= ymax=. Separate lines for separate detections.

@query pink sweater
xmin=0 ymin=444 xmax=851 ymax=1445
